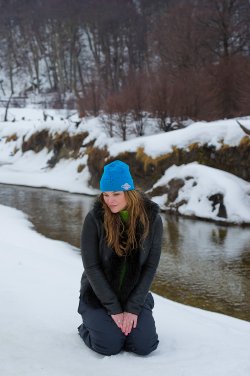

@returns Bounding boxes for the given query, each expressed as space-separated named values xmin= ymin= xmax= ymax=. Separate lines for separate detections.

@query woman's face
xmin=102 ymin=191 xmax=127 ymax=213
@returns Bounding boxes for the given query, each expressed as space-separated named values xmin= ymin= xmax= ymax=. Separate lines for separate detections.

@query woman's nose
xmin=106 ymin=197 xmax=114 ymax=205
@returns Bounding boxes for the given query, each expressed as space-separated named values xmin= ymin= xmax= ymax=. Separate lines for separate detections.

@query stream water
xmin=1 ymin=183 xmax=249 ymax=321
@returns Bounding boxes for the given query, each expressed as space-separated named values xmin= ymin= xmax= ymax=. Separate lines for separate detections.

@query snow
xmin=0 ymin=108 xmax=250 ymax=223
xmin=1 ymin=204 xmax=250 ymax=376
xmin=151 ymin=163 xmax=250 ymax=224
xmin=0 ymin=150 xmax=97 ymax=195
xmin=108 ymin=118 xmax=250 ymax=157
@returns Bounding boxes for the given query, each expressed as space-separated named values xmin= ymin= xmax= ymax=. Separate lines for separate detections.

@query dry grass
xmin=22 ymin=130 xmax=51 ymax=153
xmin=188 ymin=142 xmax=200 ymax=152
xmin=239 ymin=135 xmax=250 ymax=147
xmin=5 ymin=133 xmax=17 ymax=143
xmin=87 ymin=146 xmax=109 ymax=187
xmin=77 ymin=164 xmax=85 ymax=173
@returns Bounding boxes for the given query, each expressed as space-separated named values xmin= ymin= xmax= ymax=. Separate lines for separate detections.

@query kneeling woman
xmin=78 ymin=160 xmax=163 ymax=356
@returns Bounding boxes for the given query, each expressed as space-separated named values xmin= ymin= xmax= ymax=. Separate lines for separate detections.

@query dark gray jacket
xmin=80 ymin=194 xmax=163 ymax=315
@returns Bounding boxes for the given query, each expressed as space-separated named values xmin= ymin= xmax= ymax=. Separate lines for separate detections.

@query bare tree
xmin=195 ymin=0 xmax=250 ymax=118
xmin=0 ymin=0 xmax=250 ymax=121
xmin=103 ymin=90 xmax=131 ymax=141
xmin=4 ymin=92 xmax=13 ymax=121
xmin=123 ymin=72 xmax=148 ymax=136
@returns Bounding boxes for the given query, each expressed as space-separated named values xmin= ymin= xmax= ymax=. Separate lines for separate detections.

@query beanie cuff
xmin=100 ymin=180 xmax=134 ymax=192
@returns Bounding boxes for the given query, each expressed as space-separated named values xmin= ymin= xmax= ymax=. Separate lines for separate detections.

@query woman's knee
xmin=135 ymin=339 xmax=159 ymax=356
xmin=126 ymin=334 xmax=159 ymax=356
xmin=125 ymin=306 xmax=159 ymax=356
xmin=78 ymin=317 xmax=125 ymax=356
xmin=91 ymin=331 xmax=125 ymax=356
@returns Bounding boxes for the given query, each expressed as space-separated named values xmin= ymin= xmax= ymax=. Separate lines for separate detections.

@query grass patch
xmin=5 ymin=133 xmax=18 ymax=143
xmin=77 ymin=164 xmax=85 ymax=173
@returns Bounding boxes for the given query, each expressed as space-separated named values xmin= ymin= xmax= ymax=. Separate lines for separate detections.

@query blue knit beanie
xmin=100 ymin=160 xmax=135 ymax=192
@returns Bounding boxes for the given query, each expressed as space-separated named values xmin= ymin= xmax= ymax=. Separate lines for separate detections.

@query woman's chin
xmin=109 ymin=207 xmax=120 ymax=213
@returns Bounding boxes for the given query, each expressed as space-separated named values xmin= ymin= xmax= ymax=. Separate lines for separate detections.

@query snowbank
xmin=0 ymin=204 xmax=250 ymax=376
xmin=108 ymin=118 xmax=250 ymax=157
xmin=151 ymin=163 xmax=250 ymax=224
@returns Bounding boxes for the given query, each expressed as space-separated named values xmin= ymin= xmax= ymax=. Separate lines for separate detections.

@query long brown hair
xmin=100 ymin=190 xmax=149 ymax=256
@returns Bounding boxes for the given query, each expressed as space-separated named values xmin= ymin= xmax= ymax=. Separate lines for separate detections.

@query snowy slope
xmin=0 ymin=204 xmax=250 ymax=376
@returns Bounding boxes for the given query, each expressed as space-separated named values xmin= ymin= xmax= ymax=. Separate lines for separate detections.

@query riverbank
xmin=0 ymin=108 xmax=250 ymax=224
xmin=1 ymin=203 xmax=250 ymax=376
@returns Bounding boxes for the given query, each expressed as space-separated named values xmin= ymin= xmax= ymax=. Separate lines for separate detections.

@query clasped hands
xmin=111 ymin=312 xmax=138 ymax=336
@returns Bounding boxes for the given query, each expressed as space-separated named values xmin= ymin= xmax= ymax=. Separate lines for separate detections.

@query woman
xmin=78 ymin=160 xmax=163 ymax=356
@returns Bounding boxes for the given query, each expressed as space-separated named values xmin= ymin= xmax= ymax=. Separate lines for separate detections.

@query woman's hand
xmin=111 ymin=313 xmax=124 ymax=329
xmin=121 ymin=312 xmax=138 ymax=336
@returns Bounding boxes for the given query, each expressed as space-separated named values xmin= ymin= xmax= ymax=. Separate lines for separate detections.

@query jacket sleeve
xmin=124 ymin=214 xmax=163 ymax=315
xmin=81 ymin=212 xmax=123 ymax=315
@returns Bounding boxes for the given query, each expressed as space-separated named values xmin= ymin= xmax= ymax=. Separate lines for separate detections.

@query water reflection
xmin=0 ymin=184 xmax=93 ymax=247
xmin=0 ymin=184 xmax=249 ymax=321
xmin=153 ymin=216 xmax=250 ymax=320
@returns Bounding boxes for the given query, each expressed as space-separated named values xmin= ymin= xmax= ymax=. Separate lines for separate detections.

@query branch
xmin=236 ymin=120 xmax=250 ymax=136
xmin=4 ymin=93 xmax=13 ymax=122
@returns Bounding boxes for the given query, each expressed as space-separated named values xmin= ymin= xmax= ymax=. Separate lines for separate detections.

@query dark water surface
xmin=1 ymin=183 xmax=250 ymax=321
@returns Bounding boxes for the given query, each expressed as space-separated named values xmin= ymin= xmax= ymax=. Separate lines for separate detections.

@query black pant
xmin=77 ymin=293 xmax=159 ymax=356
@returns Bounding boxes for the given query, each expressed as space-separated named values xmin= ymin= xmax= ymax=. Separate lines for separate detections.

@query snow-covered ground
xmin=0 ymin=108 xmax=250 ymax=223
xmin=151 ymin=163 xmax=250 ymax=224
xmin=1 ymin=203 xmax=250 ymax=376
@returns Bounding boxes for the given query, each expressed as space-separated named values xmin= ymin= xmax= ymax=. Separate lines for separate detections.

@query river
xmin=1 ymin=183 xmax=249 ymax=321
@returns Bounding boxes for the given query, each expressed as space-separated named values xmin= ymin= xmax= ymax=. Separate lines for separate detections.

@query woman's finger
xmin=111 ymin=313 xmax=123 ymax=328
xmin=122 ymin=317 xmax=133 ymax=335
xmin=133 ymin=316 xmax=137 ymax=328
xmin=124 ymin=313 xmax=138 ymax=330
